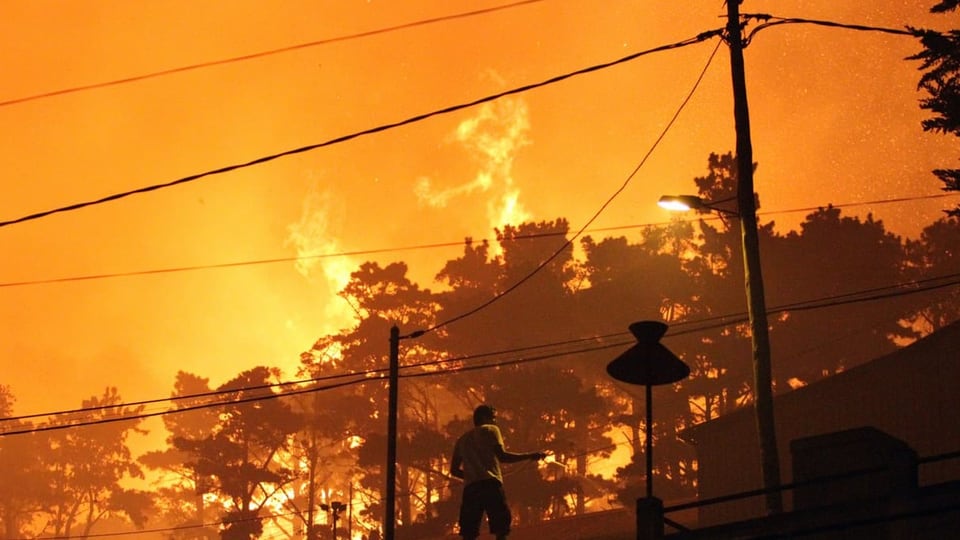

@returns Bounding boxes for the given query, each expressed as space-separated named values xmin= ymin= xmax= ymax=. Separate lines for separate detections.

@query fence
xmin=628 ymin=449 xmax=960 ymax=539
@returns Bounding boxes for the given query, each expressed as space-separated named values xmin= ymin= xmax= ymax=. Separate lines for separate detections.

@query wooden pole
xmin=385 ymin=326 xmax=399 ymax=538
xmin=725 ymin=0 xmax=783 ymax=514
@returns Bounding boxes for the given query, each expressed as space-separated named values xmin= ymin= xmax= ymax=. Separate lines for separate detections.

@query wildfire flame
xmin=415 ymin=96 xmax=533 ymax=253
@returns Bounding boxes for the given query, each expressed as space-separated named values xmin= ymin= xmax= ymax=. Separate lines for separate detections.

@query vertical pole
xmin=306 ymin=451 xmax=315 ymax=540
xmin=196 ymin=478 xmax=205 ymax=537
xmin=725 ymin=0 xmax=783 ymax=514
xmin=645 ymin=384 xmax=653 ymax=499
xmin=307 ymin=393 xmax=320 ymax=540
xmin=385 ymin=326 xmax=400 ymax=539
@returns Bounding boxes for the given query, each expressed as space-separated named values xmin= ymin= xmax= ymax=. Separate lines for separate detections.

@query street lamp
xmin=607 ymin=321 xmax=689 ymax=538
xmin=659 ymin=188 xmax=782 ymax=514
xmin=658 ymin=194 xmax=758 ymax=216
xmin=320 ymin=501 xmax=346 ymax=540
xmin=657 ymin=194 xmax=706 ymax=213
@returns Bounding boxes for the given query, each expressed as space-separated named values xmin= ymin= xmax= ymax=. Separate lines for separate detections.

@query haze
xmin=1 ymin=0 xmax=956 ymax=441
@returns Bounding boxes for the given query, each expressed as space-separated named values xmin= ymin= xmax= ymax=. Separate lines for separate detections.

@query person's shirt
xmin=454 ymin=423 xmax=505 ymax=485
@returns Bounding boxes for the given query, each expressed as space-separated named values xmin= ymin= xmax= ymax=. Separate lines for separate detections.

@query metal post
xmin=645 ymin=384 xmax=653 ymax=499
xmin=306 ymin=459 xmax=315 ymax=540
xmin=607 ymin=322 xmax=688 ymax=539
xmin=385 ymin=326 xmax=399 ymax=539
xmin=725 ymin=0 xmax=783 ymax=514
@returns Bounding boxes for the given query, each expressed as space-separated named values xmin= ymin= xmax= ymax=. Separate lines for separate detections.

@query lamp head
xmin=657 ymin=194 xmax=706 ymax=212
xmin=606 ymin=321 xmax=689 ymax=386
xmin=658 ymin=194 xmax=743 ymax=216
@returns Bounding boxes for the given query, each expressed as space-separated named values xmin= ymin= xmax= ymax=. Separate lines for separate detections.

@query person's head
xmin=473 ymin=405 xmax=496 ymax=426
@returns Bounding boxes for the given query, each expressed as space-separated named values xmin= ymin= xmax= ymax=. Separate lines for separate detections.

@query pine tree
xmin=910 ymin=2 xmax=960 ymax=215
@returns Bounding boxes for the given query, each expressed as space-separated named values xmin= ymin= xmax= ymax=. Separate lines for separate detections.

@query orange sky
xmin=2 ymin=0 xmax=958 ymax=441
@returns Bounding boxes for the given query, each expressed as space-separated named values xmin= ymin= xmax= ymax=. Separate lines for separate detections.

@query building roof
xmin=682 ymin=318 xmax=960 ymax=448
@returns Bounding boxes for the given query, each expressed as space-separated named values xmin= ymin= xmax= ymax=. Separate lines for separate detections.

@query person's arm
xmin=494 ymin=445 xmax=548 ymax=464
xmin=450 ymin=446 xmax=464 ymax=479
xmin=488 ymin=425 xmax=547 ymax=464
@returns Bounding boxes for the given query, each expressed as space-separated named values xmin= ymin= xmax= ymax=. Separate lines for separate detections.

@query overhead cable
xmin=417 ymin=36 xmax=725 ymax=336
xmin=0 ymin=0 xmax=547 ymax=108
xmin=3 ymin=271 xmax=956 ymax=438
xmin=0 ymin=330 xmax=621 ymax=425
xmin=1 ymin=192 xmax=955 ymax=289
xmin=742 ymin=13 xmax=919 ymax=46
xmin=0 ymin=375 xmax=373 ymax=437
xmin=665 ymin=271 xmax=960 ymax=338
xmin=0 ymin=30 xmax=721 ymax=230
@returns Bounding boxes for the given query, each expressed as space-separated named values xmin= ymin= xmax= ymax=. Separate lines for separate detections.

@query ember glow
xmin=1 ymin=1 xmax=958 ymax=537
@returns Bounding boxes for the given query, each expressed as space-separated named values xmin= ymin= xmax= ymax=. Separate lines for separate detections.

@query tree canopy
xmin=910 ymin=1 xmax=960 ymax=215
xmin=2 ymin=150 xmax=957 ymax=540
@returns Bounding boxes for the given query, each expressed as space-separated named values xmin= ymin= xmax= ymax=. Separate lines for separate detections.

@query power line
xmin=0 ymin=341 xmax=625 ymax=437
xmin=0 ymin=30 xmax=721 ymax=230
xmin=665 ymin=271 xmax=960 ymax=338
xmin=0 ymin=0 xmax=547 ymax=108
xmin=419 ymin=36 xmax=725 ymax=336
xmin=0 ymin=371 xmax=362 ymax=424
xmin=0 ymin=329 xmax=621 ymax=425
xmin=764 ymin=192 xmax=960 ymax=217
xmin=403 ymin=339 xmax=633 ymax=380
xmin=0 ymin=330 xmax=630 ymax=431
xmin=0 ymin=329 xmax=618 ymax=426
xmin=4 ymin=271 xmax=956 ymax=438
xmin=0 ymin=239 xmax=469 ymax=288
xmin=0 ymin=10 xmax=943 ymax=534
xmin=742 ymin=13 xmax=920 ymax=46
xmin=3 ymin=190 xmax=952 ymax=289
xmin=776 ymin=273 xmax=960 ymax=314
xmin=0 ymin=375 xmax=372 ymax=437
xmin=0 ymin=13 xmax=935 ymax=353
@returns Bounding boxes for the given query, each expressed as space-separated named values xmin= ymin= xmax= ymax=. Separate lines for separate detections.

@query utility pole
xmin=725 ymin=0 xmax=783 ymax=514
xmin=385 ymin=326 xmax=399 ymax=539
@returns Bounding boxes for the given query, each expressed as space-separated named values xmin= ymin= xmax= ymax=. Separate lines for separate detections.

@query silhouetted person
xmin=450 ymin=405 xmax=547 ymax=540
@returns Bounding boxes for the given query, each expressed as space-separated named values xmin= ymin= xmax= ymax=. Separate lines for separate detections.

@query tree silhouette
xmin=496 ymin=363 xmax=615 ymax=516
xmin=39 ymin=387 xmax=150 ymax=538
xmin=430 ymin=221 xmax=624 ymax=524
xmin=139 ymin=372 xmax=222 ymax=540
xmin=678 ymin=152 xmax=762 ymax=419
xmin=280 ymin=384 xmax=369 ymax=540
xmin=306 ymin=259 xmax=444 ymax=535
xmin=909 ymin=2 xmax=960 ymax=215
xmin=175 ymin=368 xmax=303 ymax=540
xmin=0 ymin=387 xmax=48 ymax=539
xmin=904 ymin=216 xmax=960 ymax=332
xmin=575 ymin=229 xmax=699 ymax=500
xmin=83 ymin=150 xmax=955 ymax=540
xmin=764 ymin=207 xmax=912 ymax=384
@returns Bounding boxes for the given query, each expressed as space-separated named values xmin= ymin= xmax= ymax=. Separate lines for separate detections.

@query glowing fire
xmin=286 ymin=182 xmax=359 ymax=328
xmin=414 ymin=95 xmax=533 ymax=254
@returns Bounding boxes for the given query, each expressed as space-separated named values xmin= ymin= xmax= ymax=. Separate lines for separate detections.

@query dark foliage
xmin=909 ymin=3 xmax=960 ymax=215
